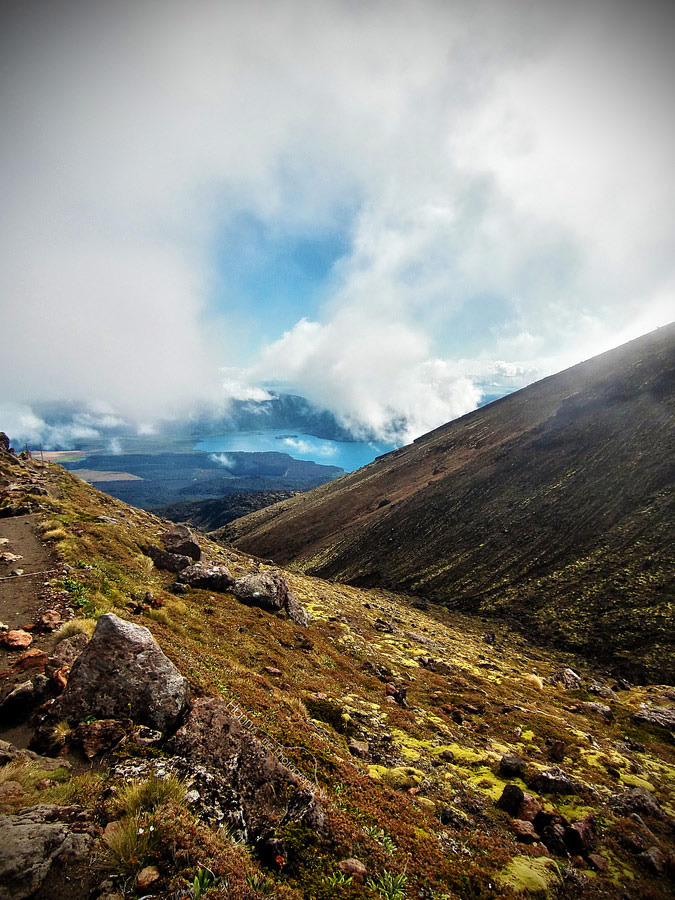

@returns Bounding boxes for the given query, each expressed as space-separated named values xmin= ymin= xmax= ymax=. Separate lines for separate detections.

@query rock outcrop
xmin=231 ymin=570 xmax=311 ymax=626
xmin=166 ymin=697 xmax=324 ymax=851
xmin=142 ymin=544 xmax=192 ymax=572
xmin=0 ymin=805 xmax=96 ymax=900
xmin=178 ymin=563 xmax=234 ymax=591
xmin=48 ymin=613 xmax=189 ymax=733
xmin=161 ymin=524 xmax=201 ymax=561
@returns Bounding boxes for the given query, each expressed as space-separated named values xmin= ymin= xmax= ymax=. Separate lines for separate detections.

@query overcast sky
xmin=2 ymin=0 xmax=674 ymax=443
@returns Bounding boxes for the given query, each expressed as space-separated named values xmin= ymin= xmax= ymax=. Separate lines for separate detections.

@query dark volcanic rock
xmin=69 ymin=718 xmax=131 ymax=759
xmin=231 ymin=570 xmax=311 ymax=626
xmin=178 ymin=563 xmax=234 ymax=591
xmin=497 ymin=783 xmax=525 ymax=816
xmin=48 ymin=613 xmax=189 ymax=733
xmin=161 ymin=524 xmax=201 ymax=561
xmin=0 ymin=804 xmax=95 ymax=900
xmin=528 ymin=767 xmax=581 ymax=795
xmin=499 ymin=753 xmax=526 ymax=778
xmin=632 ymin=704 xmax=675 ymax=730
xmin=50 ymin=632 xmax=90 ymax=668
xmin=545 ymin=668 xmax=582 ymax=690
xmin=166 ymin=697 xmax=324 ymax=847
xmin=143 ymin=544 xmax=192 ymax=573
xmin=564 ymin=814 xmax=597 ymax=856
xmin=609 ymin=786 xmax=664 ymax=820
xmin=583 ymin=701 xmax=613 ymax=722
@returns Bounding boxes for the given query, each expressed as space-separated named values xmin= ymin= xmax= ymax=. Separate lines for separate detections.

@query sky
xmin=1 ymin=0 xmax=674 ymax=445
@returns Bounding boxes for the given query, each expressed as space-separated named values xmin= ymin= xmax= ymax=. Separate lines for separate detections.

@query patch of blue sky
xmin=210 ymin=212 xmax=351 ymax=354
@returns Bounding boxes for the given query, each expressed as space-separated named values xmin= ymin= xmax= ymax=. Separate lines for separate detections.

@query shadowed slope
xmin=222 ymin=325 xmax=675 ymax=680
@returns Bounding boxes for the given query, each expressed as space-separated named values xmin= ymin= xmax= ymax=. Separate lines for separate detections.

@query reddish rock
xmin=497 ymin=783 xmax=525 ymax=816
xmin=136 ymin=866 xmax=161 ymax=889
xmin=640 ymin=847 xmax=666 ymax=875
xmin=565 ymin=814 xmax=597 ymax=856
xmin=339 ymin=858 xmax=367 ymax=883
xmin=512 ymin=819 xmax=538 ymax=843
xmin=2 ymin=630 xmax=32 ymax=650
xmin=518 ymin=793 xmax=543 ymax=823
xmin=37 ymin=610 xmax=62 ymax=632
xmin=348 ymin=739 xmax=369 ymax=758
xmin=69 ymin=719 xmax=130 ymax=759
xmin=13 ymin=649 xmax=48 ymax=672
xmin=264 ymin=667 xmax=282 ymax=676
xmin=588 ymin=854 xmax=608 ymax=873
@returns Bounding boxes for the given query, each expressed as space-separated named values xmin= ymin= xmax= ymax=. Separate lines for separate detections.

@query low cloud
xmin=210 ymin=453 xmax=235 ymax=470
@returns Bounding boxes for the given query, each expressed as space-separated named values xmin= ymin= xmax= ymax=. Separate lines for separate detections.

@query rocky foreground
xmin=0 ymin=439 xmax=673 ymax=899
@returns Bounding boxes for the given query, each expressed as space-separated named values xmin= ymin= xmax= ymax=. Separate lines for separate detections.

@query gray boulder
xmin=161 ymin=524 xmax=201 ymax=561
xmin=50 ymin=631 xmax=90 ymax=667
xmin=544 ymin=668 xmax=582 ymax=690
xmin=143 ymin=544 xmax=192 ymax=572
xmin=0 ymin=805 xmax=95 ymax=900
xmin=49 ymin=613 xmax=189 ymax=733
xmin=632 ymin=704 xmax=675 ymax=730
xmin=232 ymin=570 xmax=311 ymax=626
xmin=178 ymin=563 xmax=234 ymax=591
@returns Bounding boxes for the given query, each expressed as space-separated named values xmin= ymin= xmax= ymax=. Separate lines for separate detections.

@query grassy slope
xmin=221 ymin=325 xmax=675 ymax=682
xmin=1 ymin=455 xmax=673 ymax=898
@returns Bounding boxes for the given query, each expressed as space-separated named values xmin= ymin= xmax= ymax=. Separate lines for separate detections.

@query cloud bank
xmin=1 ymin=0 xmax=673 ymax=443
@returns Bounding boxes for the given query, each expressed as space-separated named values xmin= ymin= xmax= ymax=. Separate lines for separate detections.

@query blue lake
xmin=194 ymin=430 xmax=396 ymax=473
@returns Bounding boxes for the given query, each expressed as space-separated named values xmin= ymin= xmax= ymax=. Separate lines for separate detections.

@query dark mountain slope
xmin=222 ymin=324 xmax=675 ymax=680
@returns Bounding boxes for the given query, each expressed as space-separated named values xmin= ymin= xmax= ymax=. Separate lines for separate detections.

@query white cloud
xmin=1 ymin=1 xmax=673 ymax=441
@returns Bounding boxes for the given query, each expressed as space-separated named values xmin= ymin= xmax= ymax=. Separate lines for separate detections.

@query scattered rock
xmin=339 ymin=858 xmax=367 ymax=883
xmin=528 ymin=767 xmax=581 ymax=795
xmin=136 ymin=865 xmax=161 ymax=889
xmin=588 ymin=680 xmax=617 ymax=699
xmin=497 ymin=783 xmax=525 ymax=816
xmin=48 ymin=613 xmax=189 ymax=733
xmin=179 ymin=563 xmax=234 ymax=591
xmin=540 ymin=823 xmax=568 ymax=856
xmin=588 ymin=854 xmax=608 ymax=873
xmin=161 ymin=524 xmax=201 ymax=561
xmin=512 ymin=819 xmax=538 ymax=843
xmin=545 ymin=668 xmax=582 ymax=690
xmin=632 ymin=704 xmax=675 ymax=731
xmin=609 ymin=786 xmax=664 ymax=820
xmin=36 ymin=610 xmax=62 ymax=632
xmin=583 ymin=701 xmax=613 ymax=722
xmin=639 ymin=846 xmax=666 ymax=875
xmin=564 ymin=814 xmax=597 ymax=856
xmin=499 ymin=753 xmax=526 ymax=778
xmin=0 ymin=740 xmax=70 ymax=772
xmin=348 ymin=738 xmax=369 ymax=759
xmin=0 ymin=804 xmax=96 ymax=900
xmin=285 ymin=589 xmax=311 ymax=626
xmin=0 ymin=782 xmax=25 ymax=806
xmin=166 ymin=697 xmax=324 ymax=847
xmin=384 ymin=682 xmax=408 ymax=707
xmin=13 ymin=648 xmax=48 ymax=673
xmin=548 ymin=740 xmax=566 ymax=763
xmin=439 ymin=805 xmax=470 ymax=828
xmin=0 ymin=681 xmax=36 ymax=724
xmin=231 ymin=570 xmax=285 ymax=612
xmin=69 ymin=718 xmax=131 ymax=759
xmin=517 ymin=793 xmax=543 ymax=823
xmin=1 ymin=630 xmax=32 ymax=650
xmin=143 ymin=544 xmax=191 ymax=573
xmin=50 ymin=632 xmax=90 ymax=667
xmin=264 ymin=667 xmax=282 ymax=677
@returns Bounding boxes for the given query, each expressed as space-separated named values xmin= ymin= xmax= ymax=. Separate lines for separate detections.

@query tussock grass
xmin=53 ymin=617 xmax=97 ymax=643
xmin=112 ymin=774 xmax=186 ymax=818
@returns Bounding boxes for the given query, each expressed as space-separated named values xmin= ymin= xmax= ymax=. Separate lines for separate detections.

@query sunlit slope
xmin=222 ymin=324 xmax=675 ymax=680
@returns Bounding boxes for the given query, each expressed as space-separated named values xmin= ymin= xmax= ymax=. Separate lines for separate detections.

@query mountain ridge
xmin=221 ymin=324 xmax=675 ymax=681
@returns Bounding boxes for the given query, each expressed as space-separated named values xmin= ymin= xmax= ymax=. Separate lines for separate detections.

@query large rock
xmin=544 ymin=668 xmax=582 ymax=690
xmin=0 ymin=805 xmax=95 ymax=900
xmin=632 ymin=704 xmax=675 ymax=731
xmin=49 ymin=613 xmax=189 ymax=733
xmin=143 ymin=544 xmax=191 ymax=573
xmin=178 ymin=564 xmax=234 ymax=591
xmin=528 ymin=767 xmax=582 ymax=795
xmin=231 ymin=570 xmax=311 ymax=626
xmin=166 ymin=697 xmax=324 ymax=848
xmin=161 ymin=524 xmax=201 ymax=561
xmin=609 ymin=786 xmax=664 ymax=820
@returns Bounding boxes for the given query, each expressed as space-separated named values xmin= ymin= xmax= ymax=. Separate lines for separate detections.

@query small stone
xmin=103 ymin=821 xmax=123 ymax=844
xmin=588 ymin=854 xmax=608 ymax=873
xmin=348 ymin=738 xmax=369 ymax=759
xmin=0 ymin=781 xmax=25 ymax=804
xmin=339 ymin=858 xmax=367 ymax=883
xmin=497 ymin=783 xmax=525 ymax=816
xmin=512 ymin=819 xmax=538 ymax=843
xmin=438 ymin=749 xmax=455 ymax=762
xmin=583 ymin=701 xmax=613 ymax=723
xmin=136 ymin=865 xmax=161 ymax=889
xmin=69 ymin=719 xmax=130 ymax=759
xmin=528 ymin=767 xmax=580 ymax=795
xmin=499 ymin=753 xmax=526 ymax=778
xmin=14 ymin=649 xmax=49 ymax=672
xmin=639 ymin=846 xmax=666 ymax=875
xmin=548 ymin=740 xmax=566 ymax=763
xmin=37 ymin=610 xmax=62 ymax=632
xmin=417 ymin=797 xmax=436 ymax=814
xmin=540 ymin=823 xmax=568 ymax=856
xmin=161 ymin=524 xmax=201 ymax=560
xmin=1 ymin=630 xmax=32 ymax=650
xmin=264 ymin=667 xmax=282 ymax=676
